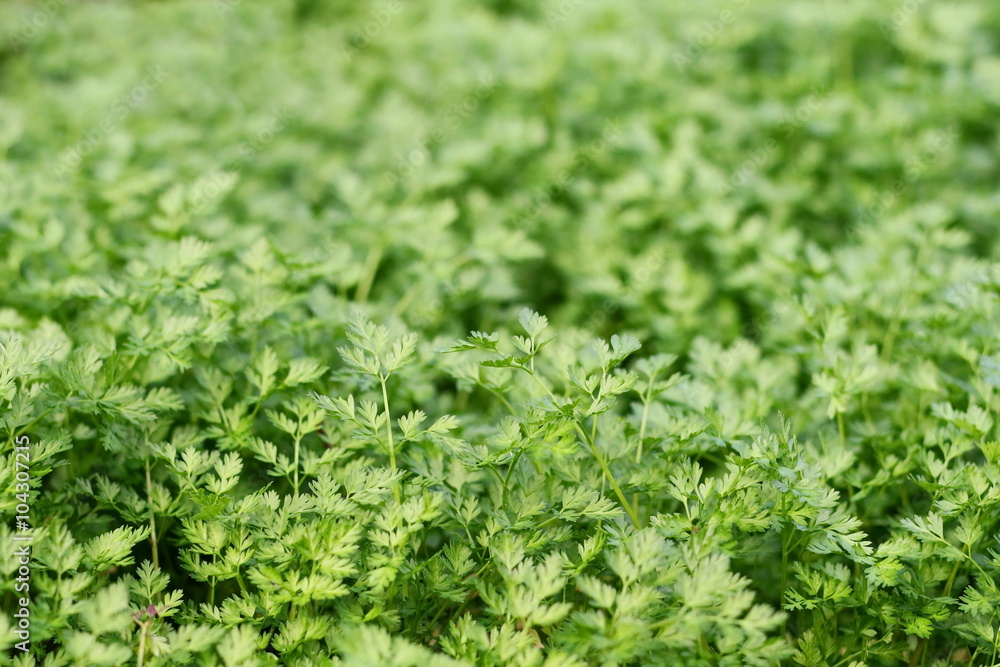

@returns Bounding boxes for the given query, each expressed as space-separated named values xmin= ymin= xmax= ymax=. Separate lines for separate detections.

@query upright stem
xmin=136 ymin=621 xmax=149 ymax=667
xmin=391 ymin=280 xmax=423 ymax=317
xmin=520 ymin=366 xmax=554 ymax=396
xmin=575 ymin=422 xmax=640 ymax=527
xmin=380 ymin=375 xmax=401 ymax=503
xmin=356 ymin=245 xmax=383 ymax=303
xmin=781 ymin=527 xmax=790 ymax=629
xmin=635 ymin=374 xmax=656 ymax=464
xmin=145 ymin=460 xmax=159 ymax=570
xmin=632 ymin=377 xmax=657 ymax=521
xmin=486 ymin=386 xmax=516 ymax=415
xmin=779 ymin=495 xmax=790 ymax=635
xmin=503 ymin=449 xmax=523 ymax=505
xmin=942 ymin=559 xmax=961 ymax=598
xmin=236 ymin=571 xmax=249 ymax=597
xmin=881 ymin=312 xmax=903 ymax=363
xmin=292 ymin=435 xmax=302 ymax=494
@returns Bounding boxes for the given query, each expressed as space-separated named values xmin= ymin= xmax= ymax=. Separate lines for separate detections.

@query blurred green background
xmin=1 ymin=0 xmax=998 ymax=379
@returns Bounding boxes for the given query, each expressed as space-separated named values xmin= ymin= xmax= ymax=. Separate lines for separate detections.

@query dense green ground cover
xmin=3 ymin=0 xmax=1000 ymax=664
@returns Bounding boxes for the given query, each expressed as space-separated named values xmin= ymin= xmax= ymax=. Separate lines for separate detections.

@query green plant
xmin=4 ymin=0 xmax=1000 ymax=665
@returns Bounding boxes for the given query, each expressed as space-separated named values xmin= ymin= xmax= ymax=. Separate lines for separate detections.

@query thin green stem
xmin=463 ymin=561 xmax=491 ymax=582
xmin=518 ymin=365 xmax=554 ymax=396
xmin=632 ymin=376 xmax=657 ymax=522
xmin=486 ymin=464 xmax=505 ymax=490
xmin=292 ymin=435 xmax=302 ymax=494
xmin=356 ymin=245 xmax=383 ymax=303
xmin=778 ymin=495 xmax=792 ymax=636
xmin=380 ymin=374 xmax=401 ymax=503
xmin=832 ymin=646 xmax=867 ymax=667
xmin=698 ymin=634 xmax=713 ymax=659
xmin=882 ymin=309 xmax=904 ymax=363
xmin=635 ymin=374 xmax=656 ymax=464
xmin=425 ymin=598 xmax=452 ymax=631
xmin=485 ymin=386 xmax=516 ymax=415
xmin=942 ymin=559 xmax=961 ymax=598
xmin=781 ymin=530 xmax=789 ymax=592
xmin=136 ymin=620 xmax=149 ymax=667
xmin=145 ymin=460 xmax=159 ymax=570
xmin=248 ymin=350 xmax=268 ymax=423
xmin=575 ymin=422 xmax=640 ymax=527
xmin=390 ymin=280 xmax=423 ymax=317
xmin=13 ymin=406 xmax=53 ymax=440
xmin=236 ymin=570 xmax=249 ymax=597
xmin=449 ymin=590 xmax=477 ymax=625
xmin=503 ymin=449 xmax=523 ymax=505
xmin=781 ymin=526 xmax=790 ymax=633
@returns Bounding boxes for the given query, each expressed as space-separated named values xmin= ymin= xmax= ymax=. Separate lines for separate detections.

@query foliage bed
xmin=3 ymin=0 xmax=1000 ymax=665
